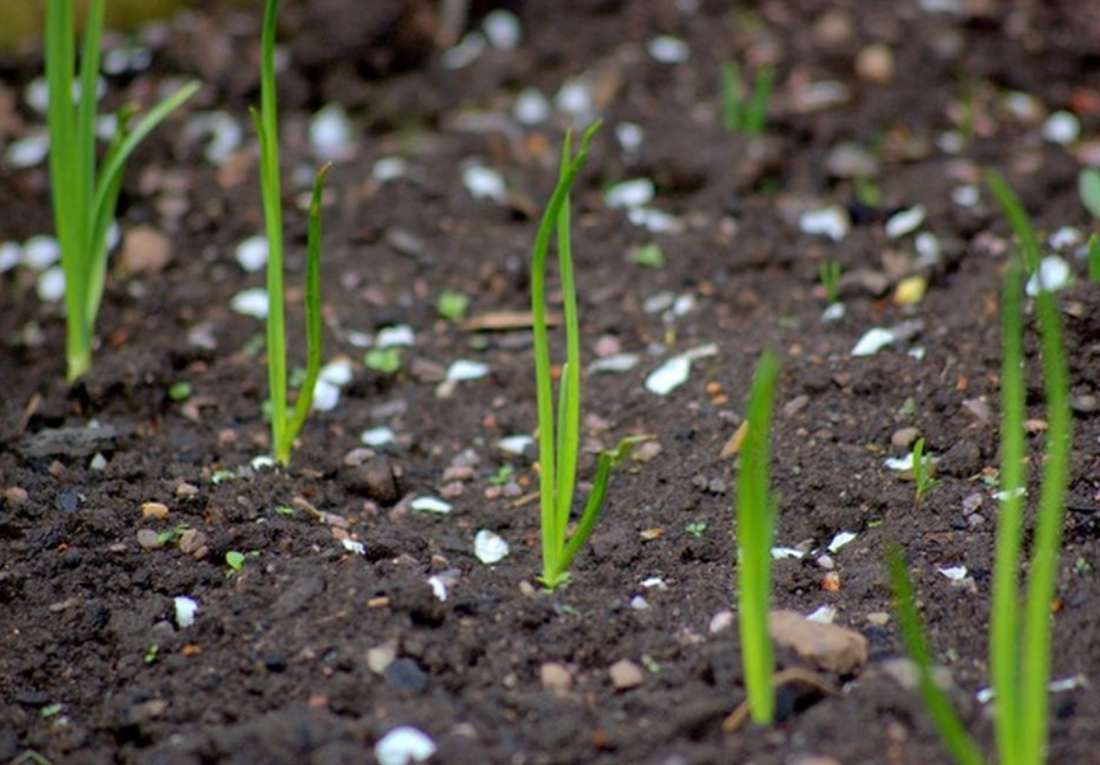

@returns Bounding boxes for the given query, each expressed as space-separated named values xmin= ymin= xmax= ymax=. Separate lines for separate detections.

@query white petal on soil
xmin=1048 ymin=226 xmax=1081 ymax=250
xmin=377 ymin=324 xmax=415 ymax=348
xmin=497 ymin=435 xmax=534 ymax=455
xmin=442 ymin=31 xmax=486 ymax=70
xmin=5 ymin=132 xmax=50 ymax=168
xmin=36 ymin=266 xmax=66 ymax=303
xmin=23 ymin=235 xmax=61 ymax=271
xmin=645 ymin=356 xmax=691 ymax=396
xmin=319 ymin=358 xmax=354 ymax=387
xmin=627 ymin=207 xmax=682 ymax=233
xmin=372 ymin=157 xmax=409 ymax=183
xmin=374 ymin=726 xmax=437 ymax=765
xmin=361 ymin=427 xmax=397 ymax=447
xmin=709 ymin=610 xmax=735 ymax=633
xmin=474 ymin=529 xmax=509 ymax=564
xmin=681 ymin=343 xmax=718 ymax=362
xmin=821 ymin=302 xmax=846 ymax=323
xmin=915 ymin=231 xmax=941 ymax=266
xmin=1042 ymin=110 xmax=1080 ymax=145
xmin=771 ymin=547 xmax=806 ymax=560
xmin=806 ymin=605 xmax=837 ymax=624
xmin=483 ymin=10 xmax=522 ymax=50
xmin=347 ymin=330 xmax=374 ymax=348
xmin=647 ymin=35 xmax=690 ymax=64
xmin=446 ymin=359 xmax=490 ymax=383
xmin=630 ymin=595 xmax=650 ymax=610
xmin=556 ymin=79 xmax=594 ymax=123
xmin=643 ymin=291 xmax=675 ymax=314
xmin=342 ymin=538 xmax=366 ymax=555
xmin=24 ymin=77 xmax=49 ymax=113
xmin=174 ymin=596 xmax=199 ymax=628
xmin=0 ymin=242 xmax=22 ymax=273
xmin=590 ymin=353 xmax=640 ymax=373
xmin=884 ymin=204 xmax=926 ymax=239
xmin=799 ymin=205 xmax=850 ymax=241
xmin=309 ymin=103 xmax=356 ymax=160
xmin=462 ymin=163 xmax=506 ymax=202
xmin=103 ymin=44 xmax=152 ymax=75
xmin=230 ymin=288 xmax=269 ymax=319
xmin=513 ymin=87 xmax=550 ymax=125
xmin=605 ymin=178 xmax=655 ymax=209
xmin=1025 ymin=255 xmax=1073 ymax=296
xmin=616 ymin=122 xmax=644 ymax=154
xmin=938 ymin=565 xmax=968 ymax=581
xmin=311 ymin=379 xmax=341 ymax=412
xmin=411 ymin=496 xmax=452 ymax=514
xmin=993 ymin=486 xmax=1026 ymax=501
xmin=427 ymin=575 xmax=449 ymax=601
xmin=883 ymin=453 xmax=915 ymax=471
xmin=234 ymin=235 xmax=268 ymax=272
xmin=184 ymin=111 xmax=244 ymax=166
xmin=641 ymin=576 xmax=667 ymax=589
xmin=952 ymin=185 xmax=980 ymax=207
xmin=251 ymin=455 xmax=276 ymax=470
xmin=851 ymin=327 xmax=896 ymax=357
xmin=828 ymin=531 xmax=858 ymax=553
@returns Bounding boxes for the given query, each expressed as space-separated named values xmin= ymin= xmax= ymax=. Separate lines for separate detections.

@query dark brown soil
xmin=4 ymin=1 xmax=1100 ymax=763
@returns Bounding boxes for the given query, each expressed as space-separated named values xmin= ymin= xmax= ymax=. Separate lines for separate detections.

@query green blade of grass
xmin=286 ymin=163 xmax=331 ymax=446
xmin=736 ymin=349 xmax=780 ymax=725
xmin=887 ymin=547 xmax=985 ymax=765
xmin=721 ymin=61 xmax=742 ymax=133
xmin=745 ymin=64 xmax=774 ymax=134
xmin=1087 ymin=233 xmax=1100 ymax=283
xmin=1078 ymin=168 xmax=1100 ymax=220
xmin=991 ymin=258 xmax=1025 ymax=765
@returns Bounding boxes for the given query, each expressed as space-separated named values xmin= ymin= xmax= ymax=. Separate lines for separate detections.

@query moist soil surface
xmin=4 ymin=1 xmax=1100 ymax=763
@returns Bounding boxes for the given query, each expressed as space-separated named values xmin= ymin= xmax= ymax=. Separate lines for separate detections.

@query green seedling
xmin=210 ymin=469 xmax=235 ymax=484
xmin=253 ymin=0 xmax=331 ymax=466
xmin=911 ymin=437 xmax=940 ymax=505
xmin=143 ymin=644 xmax=159 ymax=664
xmin=531 ymin=122 xmax=648 ymax=590
xmin=685 ymin=521 xmax=708 ymax=537
xmin=225 ymin=550 xmax=245 ymax=572
xmin=629 ymin=242 xmax=666 ymax=269
xmin=1078 ymin=167 xmax=1100 ymax=220
xmin=274 ymin=505 xmax=295 ymax=517
xmin=365 ymin=347 xmax=402 ymax=374
xmin=1087 ymin=233 xmax=1100 ymax=283
xmin=156 ymin=524 xmax=190 ymax=546
xmin=489 ymin=464 xmax=515 ymax=486
xmin=437 ymin=289 xmax=470 ymax=322
xmin=721 ymin=60 xmax=774 ymax=135
xmin=735 ymin=349 xmax=781 ymax=725
xmin=818 ymin=260 xmax=842 ymax=305
xmin=168 ymin=381 xmax=193 ymax=402
xmin=46 ymin=0 xmax=199 ymax=382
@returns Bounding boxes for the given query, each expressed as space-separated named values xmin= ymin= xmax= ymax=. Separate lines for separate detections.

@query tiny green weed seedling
xmin=143 ymin=644 xmax=159 ymax=664
xmin=156 ymin=524 xmax=190 ymax=546
xmin=910 ymin=437 xmax=940 ymax=506
xmin=254 ymin=0 xmax=331 ymax=466
xmin=1087 ymin=233 xmax=1100 ymax=283
xmin=721 ymin=60 xmax=774 ymax=135
xmin=46 ymin=0 xmax=199 ymax=382
xmin=531 ymin=122 xmax=648 ymax=590
xmin=629 ymin=242 xmax=666 ymax=269
xmin=437 ymin=289 xmax=470 ymax=322
xmin=489 ymin=464 xmax=515 ymax=486
xmin=819 ymin=260 xmax=842 ymax=305
xmin=365 ymin=347 xmax=402 ymax=374
xmin=225 ymin=550 xmax=245 ymax=572
xmin=686 ymin=521 xmax=708 ymax=538
xmin=735 ymin=349 xmax=781 ymax=725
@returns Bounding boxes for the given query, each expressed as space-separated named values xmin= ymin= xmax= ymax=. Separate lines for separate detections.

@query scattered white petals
xmin=616 ymin=122 xmax=645 ymax=154
xmin=251 ymin=455 xmax=275 ymax=470
xmin=799 ymin=205 xmax=850 ymax=242
xmin=641 ymin=576 xmax=667 ymax=589
xmin=915 ymin=231 xmax=942 ymax=266
xmin=771 ymin=547 xmax=806 ymax=560
xmin=377 ymin=324 xmax=415 ymax=348
xmin=442 ymin=31 xmax=486 ymax=70
xmin=645 ymin=357 xmax=691 ymax=395
xmin=311 ymin=379 xmax=342 ymax=412
xmin=630 ymin=595 xmax=650 ymax=610
xmin=627 ymin=207 xmax=682 ymax=233
xmin=938 ymin=565 xmax=968 ymax=581
xmin=828 ymin=531 xmax=857 ymax=553
xmin=605 ymin=178 xmax=655 ymax=209
xmin=103 ymin=44 xmax=152 ymax=75
xmin=589 ymin=353 xmax=640 ymax=373
xmin=0 ymin=242 xmax=22 ymax=273
xmin=5 ymin=132 xmax=49 ymax=168
xmin=372 ymin=157 xmax=409 ymax=183
xmin=978 ymin=675 xmax=1088 ymax=704
xmin=23 ymin=236 xmax=61 ymax=271
xmin=806 ymin=605 xmax=837 ymax=624
xmin=1042 ymin=110 xmax=1080 ymax=145
xmin=361 ymin=427 xmax=396 ymax=447
xmin=497 ymin=435 xmax=533 ymax=455
xmin=1025 ymin=255 xmax=1073 ymax=295
xmin=342 ymin=538 xmax=366 ymax=555
xmin=319 ymin=358 xmax=354 ymax=387
xmin=483 ymin=10 xmax=522 ymax=50
xmin=347 ymin=330 xmax=374 ymax=348
xmin=513 ymin=88 xmax=550 ymax=125
xmin=411 ymin=496 xmax=452 ymax=514
xmin=883 ymin=453 xmax=915 ymax=471
xmin=463 ymin=163 xmax=506 ymax=202
xmin=474 ymin=529 xmax=509 ymax=564
xmin=952 ymin=185 xmax=980 ymax=207
xmin=174 ymin=596 xmax=199 ymax=628
xmin=184 ymin=111 xmax=244 ymax=166
xmin=993 ymin=486 xmax=1027 ymax=501
xmin=375 ymin=726 xmax=437 ymax=765
xmin=36 ymin=266 xmax=66 ymax=303
xmin=24 ymin=77 xmax=49 ymax=114
xmin=709 ymin=610 xmax=735 ymax=633
xmin=647 ymin=36 xmax=690 ymax=64
xmin=234 ymin=235 xmax=268 ymax=272
xmin=446 ymin=359 xmax=490 ymax=382
xmin=556 ymin=80 xmax=595 ymax=123
xmin=643 ymin=292 xmax=675 ymax=314
xmin=1049 ymin=226 xmax=1081 ymax=250
xmin=821 ymin=302 xmax=846 ymax=323
xmin=309 ymin=103 xmax=356 ymax=160
xmin=230 ymin=288 xmax=269 ymax=319
xmin=885 ymin=204 xmax=926 ymax=239
xmin=427 ymin=575 xmax=449 ymax=601
xmin=851 ymin=327 xmax=896 ymax=356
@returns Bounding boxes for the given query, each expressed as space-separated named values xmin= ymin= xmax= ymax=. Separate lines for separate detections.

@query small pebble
xmin=891 ymin=427 xmax=921 ymax=449
xmin=178 ymin=529 xmax=206 ymax=556
xmin=4 ymin=487 xmax=30 ymax=505
xmin=137 ymin=529 xmax=162 ymax=549
xmin=141 ymin=501 xmax=170 ymax=520
xmin=540 ymin=662 xmax=573 ymax=693
xmin=609 ymin=659 xmax=645 ymax=690
xmin=855 ymin=42 xmax=894 ymax=85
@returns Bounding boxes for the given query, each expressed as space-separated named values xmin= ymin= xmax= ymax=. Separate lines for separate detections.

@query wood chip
xmin=459 ymin=311 xmax=561 ymax=332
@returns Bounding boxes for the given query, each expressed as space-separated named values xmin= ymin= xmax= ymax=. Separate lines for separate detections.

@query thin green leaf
xmin=745 ymin=64 xmax=774 ymax=134
xmin=1087 ymin=233 xmax=1100 ymax=283
xmin=1078 ymin=168 xmax=1100 ymax=220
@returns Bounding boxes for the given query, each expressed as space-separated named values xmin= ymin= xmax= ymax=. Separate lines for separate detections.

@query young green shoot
xmin=819 ymin=260 xmax=842 ymax=305
xmin=46 ymin=0 xmax=200 ymax=382
xmin=986 ymin=170 xmax=1071 ymax=765
xmin=532 ymin=122 xmax=646 ymax=590
xmin=1077 ymin=167 xmax=1100 ymax=221
xmin=735 ymin=349 xmax=781 ymax=725
xmin=254 ymin=0 xmax=330 ymax=466
xmin=910 ymin=437 xmax=940 ymax=506
xmin=887 ymin=547 xmax=984 ymax=765
xmin=437 ymin=289 xmax=470 ymax=322
xmin=721 ymin=61 xmax=774 ymax=135
xmin=1087 ymin=233 xmax=1100 ymax=283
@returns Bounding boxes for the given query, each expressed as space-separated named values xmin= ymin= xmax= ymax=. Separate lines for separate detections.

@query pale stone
xmin=769 ymin=609 xmax=869 ymax=675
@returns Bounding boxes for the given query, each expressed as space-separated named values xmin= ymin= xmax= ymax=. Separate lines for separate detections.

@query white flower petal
xmin=474 ymin=529 xmax=509 ymax=564
xmin=800 ymin=206 xmax=850 ymax=241
xmin=361 ymin=427 xmax=396 ymax=447
xmin=230 ymin=288 xmax=269 ymax=319
xmin=446 ymin=359 xmax=490 ymax=383
xmin=852 ymin=327 xmax=896 ymax=357
xmin=234 ymin=235 xmax=268 ymax=273
xmin=411 ymin=496 xmax=452 ymax=514
xmin=375 ymin=726 xmax=437 ymax=765
xmin=174 ymin=596 xmax=199 ymax=628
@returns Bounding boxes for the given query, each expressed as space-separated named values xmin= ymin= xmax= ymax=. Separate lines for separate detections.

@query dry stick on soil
xmin=253 ymin=0 xmax=330 ymax=465
xmin=531 ymin=122 xmax=648 ymax=590
xmin=46 ymin=0 xmax=199 ymax=382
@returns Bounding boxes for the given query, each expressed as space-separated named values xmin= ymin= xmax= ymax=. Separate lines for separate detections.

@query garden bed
xmin=3 ymin=1 xmax=1100 ymax=762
